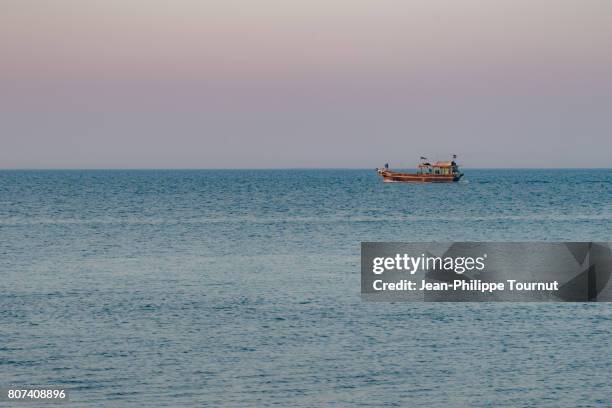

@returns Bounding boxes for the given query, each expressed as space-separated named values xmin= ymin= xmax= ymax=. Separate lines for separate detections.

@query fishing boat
xmin=377 ymin=156 xmax=463 ymax=183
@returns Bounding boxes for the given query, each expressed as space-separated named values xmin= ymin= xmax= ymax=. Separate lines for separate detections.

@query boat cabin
xmin=417 ymin=161 xmax=459 ymax=175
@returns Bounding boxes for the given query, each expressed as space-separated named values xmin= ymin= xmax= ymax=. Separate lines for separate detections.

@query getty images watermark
xmin=361 ymin=242 xmax=612 ymax=301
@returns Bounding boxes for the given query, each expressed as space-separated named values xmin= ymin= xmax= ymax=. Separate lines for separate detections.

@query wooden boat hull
xmin=377 ymin=170 xmax=463 ymax=183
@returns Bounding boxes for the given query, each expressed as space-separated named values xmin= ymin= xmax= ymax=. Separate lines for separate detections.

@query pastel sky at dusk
xmin=1 ymin=0 xmax=611 ymax=168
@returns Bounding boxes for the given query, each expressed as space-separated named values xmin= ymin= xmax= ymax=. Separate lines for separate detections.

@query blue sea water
xmin=1 ymin=169 xmax=611 ymax=407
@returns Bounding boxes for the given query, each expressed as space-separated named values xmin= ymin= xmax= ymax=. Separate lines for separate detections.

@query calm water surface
xmin=1 ymin=169 xmax=611 ymax=407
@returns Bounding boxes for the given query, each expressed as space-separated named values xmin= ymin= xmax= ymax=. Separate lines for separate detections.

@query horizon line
xmin=1 ymin=167 xmax=611 ymax=171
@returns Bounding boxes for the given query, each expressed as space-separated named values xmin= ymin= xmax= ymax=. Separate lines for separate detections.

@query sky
xmin=1 ymin=0 xmax=611 ymax=168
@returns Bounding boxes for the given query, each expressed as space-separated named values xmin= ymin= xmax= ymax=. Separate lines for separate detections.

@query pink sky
xmin=1 ymin=0 xmax=611 ymax=168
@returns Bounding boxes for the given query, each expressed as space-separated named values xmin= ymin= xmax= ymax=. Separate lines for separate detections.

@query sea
xmin=1 ymin=169 xmax=611 ymax=407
